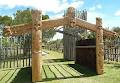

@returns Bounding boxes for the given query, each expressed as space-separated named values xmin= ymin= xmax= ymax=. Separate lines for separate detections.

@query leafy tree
xmin=12 ymin=8 xmax=32 ymax=25
xmin=0 ymin=16 xmax=12 ymax=25
xmin=46 ymin=39 xmax=63 ymax=52
xmin=12 ymin=8 xmax=56 ymax=43
xmin=112 ymin=27 xmax=120 ymax=34
xmin=87 ymin=32 xmax=96 ymax=39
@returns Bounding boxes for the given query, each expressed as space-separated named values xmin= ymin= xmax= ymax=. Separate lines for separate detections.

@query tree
xmin=12 ymin=8 xmax=56 ymax=43
xmin=0 ymin=16 xmax=12 ymax=26
xmin=112 ymin=27 xmax=120 ymax=34
xmin=87 ymin=32 xmax=96 ymax=39
xmin=12 ymin=8 xmax=32 ymax=25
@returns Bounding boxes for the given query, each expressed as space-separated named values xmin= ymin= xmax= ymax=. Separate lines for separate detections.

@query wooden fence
xmin=0 ymin=34 xmax=31 ymax=69
xmin=104 ymin=37 xmax=120 ymax=62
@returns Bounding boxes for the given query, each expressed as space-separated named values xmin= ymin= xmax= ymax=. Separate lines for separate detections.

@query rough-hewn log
xmin=3 ymin=17 xmax=67 ymax=36
xmin=3 ymin=23 xmax=32 ymax=36
xmin=76 ymin=18 xmax=117 ymax=37
xmin=96 ymin=17 xmax=104 ymax=74
xmin=3 ymin=18 xmax=116 ymax=37
xmin=42 ymin=17 xmax=67 ymax=29
xmin=31 ymin=10 xmax=42 ymax=82
xmin=103 ymin=28 xmax=117 ymax=37
xmin=76 ymin=18 xmax=96 ymax=32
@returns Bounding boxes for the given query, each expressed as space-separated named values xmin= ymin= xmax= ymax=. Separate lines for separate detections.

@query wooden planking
xmin=54 ymin=65 xmax=72 ymax=77
xmin=60 ymin=65 xmax=80 ymax=76
xmin=0 ymin=70 xmax=11 ymax=81
xmin=1 ymin=69 xmax=16 ymax=83
xmin=49 ymin=65 xmax=63 ymax=78
xmin=42 ymin=65 xmax=55 ymax=79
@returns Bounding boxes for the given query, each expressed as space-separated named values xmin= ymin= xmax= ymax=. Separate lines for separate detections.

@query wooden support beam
xmin=76 ymin=18 xmax=117 ymax=37
xmin=3 ymin=7 xmax=117 ymax=38
xmin=3 ymin=23 xmax=32 ymax=36
xmin=42 ymin=17 xmax=67 ymax=29
xmin=76 ymin=18 xmax=96 ymax=32
xmin=31 ymin=10 xmax=42 ymax=82
xmin=96 ymin=17 xmax=104 ymax=74
xmin=3 ymin=17 xmax=67 ymax=36
xmin=103 ymin=28 xmax=117 ymax=37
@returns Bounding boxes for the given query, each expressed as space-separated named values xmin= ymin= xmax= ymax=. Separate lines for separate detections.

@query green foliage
xmin=1 ymin=37 xmax=10 ymax=47
xmin=12 ymin=8 xmax=56 ymax=43
xmin=112 ymin=27 xmax=120 ymax=34
xmin=42 ymin=29 xmax=56 ymax=43
xmin=46 ymin=39 xmax=63 ymax=52
xmin=12 ymin=8 xmax=32 ymax=25
xmin=87 ymin=32 xmax=96 ymax=39
xmin=42 ymin=15 xmax=49 ymax=20
xmin=0 ymin=16 xmax=12 ymax=25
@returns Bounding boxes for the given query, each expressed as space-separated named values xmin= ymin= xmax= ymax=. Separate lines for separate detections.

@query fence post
xmin=64 ymin=7 xmax=76 ymax=60
xmin=31 ymin=10 xmax=42 ymax=82
xmin=96 ymin=17 xmax=104 ymax=74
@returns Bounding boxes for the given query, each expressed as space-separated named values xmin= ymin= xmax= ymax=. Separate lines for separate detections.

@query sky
xmin=0 ymin=0 xmax=120 ymax=40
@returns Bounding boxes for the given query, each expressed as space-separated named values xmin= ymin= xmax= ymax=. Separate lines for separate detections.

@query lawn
xmin=0 ymin=50 xmax=120 ymax=83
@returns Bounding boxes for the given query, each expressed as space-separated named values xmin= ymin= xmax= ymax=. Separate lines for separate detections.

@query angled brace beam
xmin=3 ymin=23 xmax=32 ymax=36
xmin=3 ymin=7 xmax=117 ymax=38
xmin=75 ymin=18 xmax=117 ymax=37
xmin=76 ymin=18 xmax=96 ymax=32
xmin=3 ymin=17 xmax=67 ymax=37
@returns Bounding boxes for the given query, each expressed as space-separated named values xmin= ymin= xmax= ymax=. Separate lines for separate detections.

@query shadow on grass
xmin=11 ymin=67 xmax=32 ymax=83
xmin=68 ymin=64 xmax=96 ymax=77
xmin=114 ymin=64 xmax=120 ymax=69
xmin=105 ymin=61 xmax=120 ymax=69
xmin=44 ymin=58 xmax=73 ymax=63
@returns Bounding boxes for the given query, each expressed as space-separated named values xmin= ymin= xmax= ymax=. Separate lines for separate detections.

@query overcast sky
xmin=0 ymin=0 xmax=120 ymax=40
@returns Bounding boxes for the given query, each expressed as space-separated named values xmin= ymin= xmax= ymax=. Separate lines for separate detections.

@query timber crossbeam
xmin=3 ymin=17 xmax=68 ymax=36
xmin=3 ymin=16 xmax=117 ymax=37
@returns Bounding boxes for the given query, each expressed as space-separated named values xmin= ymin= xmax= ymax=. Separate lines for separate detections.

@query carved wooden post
xmin=31 ymin=10 xmax=42 ymax=82
xmin=64 ymin=7 xmax=76 ymax=60
xmin=96 ymin=17 xmax=104 ymax=74
xmin=66 ymin=7 xmax=76 ymax=27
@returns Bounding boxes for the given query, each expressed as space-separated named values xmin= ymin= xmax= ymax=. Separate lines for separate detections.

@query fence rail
xmin=0 ymin=34 xmax=32 ymax=69
xmin=104 ymin=37 xmax=120 ymax=62
xmin=0 ymin=32 xmax=120 ymax=69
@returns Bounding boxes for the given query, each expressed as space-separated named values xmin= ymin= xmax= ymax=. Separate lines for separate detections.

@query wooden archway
xmin=3 ymin=7 xmax=117 ymax=82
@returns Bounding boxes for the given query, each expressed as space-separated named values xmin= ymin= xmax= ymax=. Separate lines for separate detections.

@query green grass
xmin=0 ymin=50 xmax=120 ymax=83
